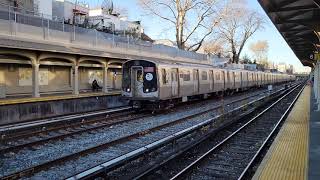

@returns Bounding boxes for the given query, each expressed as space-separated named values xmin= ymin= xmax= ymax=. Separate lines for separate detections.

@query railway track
xmin=0 ymin=111 xmax=150 ymax=154
xmin=0 ymin=85 xmax=271 ymax=140
xmin=0 ymin=85 xmax=286 ymax=155
xmin=0 ymin=106 xmax=133 ymax=139
xmin=0 ymin=84 xmax=290 ymax=179
xmin=62 ymin=83 xmax=299 ymax=180
xmin=123 ymin=82 xmax=304 ymax=180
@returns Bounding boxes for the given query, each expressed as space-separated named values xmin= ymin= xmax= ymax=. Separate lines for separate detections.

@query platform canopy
xmin=258 ymin=0 xmax=320 ymax=67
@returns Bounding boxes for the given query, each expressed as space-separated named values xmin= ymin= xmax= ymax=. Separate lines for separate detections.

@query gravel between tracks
xmin=0 ymin=85 xmax=287 ymax=178
xmin=188 ymin=86 xmax=300 ymax=180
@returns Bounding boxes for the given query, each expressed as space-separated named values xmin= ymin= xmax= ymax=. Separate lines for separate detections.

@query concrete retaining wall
xmin=0 ymin=94 xmax=128 ymax=125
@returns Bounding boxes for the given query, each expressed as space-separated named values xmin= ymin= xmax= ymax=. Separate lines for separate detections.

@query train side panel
xmin=241 ymin=71 xmax=248 ymax=89
xmin=178 ymin=68 xmax=194 ymax=98
xmin=214 ymin=70 xmax=224 ymax=92
xmin=158 ymin=66 xmax=172 ymax=100
xmin=234 ymin=71 xmax=241 ymax=89
xmin=199 ymin=69 xmax=211 ymax=94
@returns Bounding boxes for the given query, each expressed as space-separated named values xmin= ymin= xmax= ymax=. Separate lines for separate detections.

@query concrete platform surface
xmin=253 ymin=85 xmax=311 ymax=180
xmin=0 ymin=91 xmax=121 ymax=106
xmin=0 ymin=90 xmax=127 ymax=126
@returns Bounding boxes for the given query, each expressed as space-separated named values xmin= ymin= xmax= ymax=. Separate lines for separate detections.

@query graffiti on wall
xmin=19 ymin=67 xmax=49 ymax=86
xmin=88 ymin=70 xmax=103 ymax=85
xmin=39 ymin=69 xmax=48 ymax=85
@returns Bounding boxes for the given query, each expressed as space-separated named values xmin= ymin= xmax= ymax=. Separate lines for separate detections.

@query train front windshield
xmin=122 ymin=60 xmax=157 ymax=93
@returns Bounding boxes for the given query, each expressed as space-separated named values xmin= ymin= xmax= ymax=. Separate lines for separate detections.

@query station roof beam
xmin=258 ymin=0 xmax=320 ymax=67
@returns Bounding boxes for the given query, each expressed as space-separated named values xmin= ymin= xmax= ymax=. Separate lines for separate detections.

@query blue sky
xmin=88 ymin=0 xmax=310 ymax=73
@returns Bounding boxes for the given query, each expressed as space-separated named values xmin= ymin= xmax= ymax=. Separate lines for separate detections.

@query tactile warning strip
xmin=253 ymin=85 xmax=310 ymax=180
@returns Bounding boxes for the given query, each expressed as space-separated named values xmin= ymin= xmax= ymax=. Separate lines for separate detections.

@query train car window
xmin=193 ymin=70 xmax=198 ymax=81
xmin=209 ymin=71 xmax=213 ymax=80
xmin=201 ymin=71 xmax=208 ymax=80
xmin=122 ymin=64 xmax=131 ymax=91
xmin=221 ymin=71 xmax=225 ymax=80
xmin=171 ymin=72 xmax=174 ymax=82
xmin=171 ymin=70 xmax=177 ymax=82
xmin=179 ymin=73 xmax=184 ymax=80
xmin=161 ymin=69 xmax=168 ymax=84
xmin=215 ymin=72 xmax=220 ymax=80
xmin=183 ymin=70 xmax=191 ymax=81
xmin=137 ymin=70 xmax=143 ymax=82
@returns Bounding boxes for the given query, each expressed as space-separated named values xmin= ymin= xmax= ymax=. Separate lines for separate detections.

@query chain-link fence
xmin=0 ymin=4 xmax=207 ymax=61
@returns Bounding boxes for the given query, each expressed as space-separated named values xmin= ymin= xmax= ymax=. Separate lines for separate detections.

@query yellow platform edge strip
xmin=253 ymin=85 xmax=310 ymax=180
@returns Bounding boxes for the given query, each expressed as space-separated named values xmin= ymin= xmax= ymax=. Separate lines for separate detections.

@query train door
xmin=226 ymin=71 xmax=231 ymax=89
xmin=233 ymin=72 xmax=236 ymax=89
xmin=171 ymin=68 xmax=179 ymax=97
xmin=252 ymin=73 xmax=255 ymax=86
xmin=247 ymin=72 xmax=250 ymax=86
xmin=240 ymin=72 xmax=243 ymax=88
xmin=131 ymin=66 xmax=144 ymax=97
xmin=222 ymin=71 xmax=225 ymax=90
xmin=209 ymin=70 xmax=214 ymax=91
xmin=193 ymin=69 xmax=199 ymax=93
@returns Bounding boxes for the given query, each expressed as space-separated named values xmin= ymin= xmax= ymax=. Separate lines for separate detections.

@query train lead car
xmin=122 ymin=59 xmax=295 ymax=110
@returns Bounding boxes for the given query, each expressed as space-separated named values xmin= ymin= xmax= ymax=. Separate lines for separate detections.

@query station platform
xmin=0 ymin=90 xmax=127 ymax=126
xmin=253 ymin=85 xmax=320 ymax=180
xmin=0 ymin=91 xmax=121 ymax=106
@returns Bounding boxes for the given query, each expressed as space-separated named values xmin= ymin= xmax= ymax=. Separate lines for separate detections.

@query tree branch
xmin=187 ymin=27 xmax=214 ymax=51
xmin=158 ymin=2 xmax=177 ymax=19
xmin=142 ymin=1 xmax=176 ymax=24
xmin=183 ymin=5 xmax=214 ymax=43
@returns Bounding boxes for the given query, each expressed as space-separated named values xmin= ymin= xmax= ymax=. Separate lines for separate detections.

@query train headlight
xmin=145 ymin=89 xmax=149 ymax=92
xmin=127 ymin=88 xmax=130 ymax=92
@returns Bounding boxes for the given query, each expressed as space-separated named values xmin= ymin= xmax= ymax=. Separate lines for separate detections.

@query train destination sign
xmin=144 ymin=67 xmax=154 ymax=72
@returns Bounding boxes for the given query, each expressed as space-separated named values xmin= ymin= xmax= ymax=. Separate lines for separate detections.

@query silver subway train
xmin=122 ymin=59 xmax=295 ymax=109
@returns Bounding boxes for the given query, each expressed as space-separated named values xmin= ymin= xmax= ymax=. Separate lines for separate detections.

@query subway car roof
xmin=123 ymin=59 xmax=212 ymax=67
xmin=123 ymin=59 xmax=292 ymax=74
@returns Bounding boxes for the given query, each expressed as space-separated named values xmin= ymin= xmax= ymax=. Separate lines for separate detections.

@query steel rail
xmin=237 ymin=83 xmax=306 ymax=180
xmin=66 ymin=84 xmax=296 ymax=180
xmin=0 ymin=113 xmax=150 ymax=154
xmin=170 ymin=83 xmax=303 ymax=180
xmin=0 ymin=106 xmax=132 ymax=133
xmin=2 ymin=89 xmax=269 ymax=180
xmin=1 ymin=82 xmax=294 ymax=140
xmin=122 ymin=83 xmax=301 ymax=180
xmin=0 ymin=86 xmax=280 ymax=154
xmin=1 ymin=83 xmax=296 ymax=179
xmin=1 ymin=108 xmax=136 ymax=141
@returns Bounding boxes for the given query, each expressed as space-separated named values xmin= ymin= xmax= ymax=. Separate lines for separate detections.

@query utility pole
xmin=73 ymin=0 xmax=78 ymax=25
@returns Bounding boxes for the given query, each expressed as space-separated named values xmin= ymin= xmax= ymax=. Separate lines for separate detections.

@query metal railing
xmin=0 ymin=4 xmax=207 ymax=61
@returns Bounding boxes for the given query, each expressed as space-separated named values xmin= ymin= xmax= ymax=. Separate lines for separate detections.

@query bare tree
xmin=241 ymin=54 xmax=253 ymax=64
xmin=217 ymin=0 xmax=264 ymax=63
xmin=249 ymin=40 xmax=269 ymax=63
xmin=139 ymin=0 xmax=225 ymax=51
xmin=201 ymin=38 xmax=226 ymax=56
xmin=250 ymin=40 xmax=271 ymax=69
